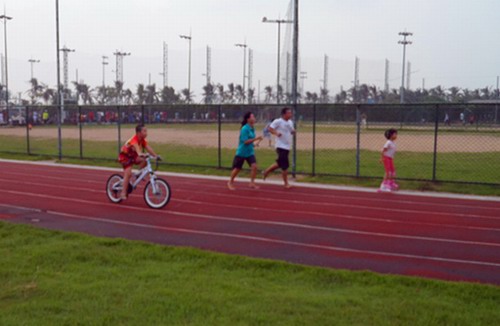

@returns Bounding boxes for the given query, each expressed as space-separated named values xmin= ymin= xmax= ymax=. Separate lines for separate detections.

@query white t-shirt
xmin=270 ymin=118 xmax=295 ymax=150
xmin=383 ymin=140 xmax=397 ymax=158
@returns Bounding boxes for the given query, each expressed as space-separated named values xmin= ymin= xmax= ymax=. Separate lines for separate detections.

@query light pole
xmin=235 ymin=42 xmax=247 ymax=103
xmin=262 ymin=17 xmax=293 ymax=104
xmin=102 ymin=56 xmax=108 ymax=88
xmin=55 ymin=0 xmax=63 ymax=160
xmin=28 ymin=58 xmax=40 ymax=80
xmin=398 ymin=31 xmax=412 ymax=104
xmin=180 ymin=33 xmax=192 ymax=96
xmin=0 ymin=12 xmax=12 ymax=122
xmin=300 ymin=71 xmax=307 ymax=100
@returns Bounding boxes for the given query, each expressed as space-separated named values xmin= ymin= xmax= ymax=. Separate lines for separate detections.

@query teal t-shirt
xmin=236 ymin=124 xmax=255 ymax=158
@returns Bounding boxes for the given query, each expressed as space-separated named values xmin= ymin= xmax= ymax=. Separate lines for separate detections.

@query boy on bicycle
xmin=118 ymin=124 xmax=159 ymax=200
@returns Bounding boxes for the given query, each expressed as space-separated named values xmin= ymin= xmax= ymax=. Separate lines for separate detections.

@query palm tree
xmin=276 ymin=85 xmax=284 ymax=103
xmin=41 ymin=86 xmax=56 ymax=105
xmin=135 ymin=84 xmax=146 ymax=104
xmin=264 ymin=86 xmax=273 ymax=103
xmin=27 ymin=78 xmax=44 ymax=104
xmin=159 ymin=86 xmax=179 ymax=104
xmin=226 ymin=83 xmax=235 ymax=103
xmin=235 ymin=84 xmax=245 ymax=103
xmin=216 ymin=84 xmax=225 ymax=103
xmin=247 ymin=88 xmax=255 ymax=104
xmin=145 ymin=84 xmax=158 ymax=104
xmin=73 ymin=81 xmax=93 ymax=105
xmin=181 ymin=88 xmax=193 ymax=103
xmin=305 ymin=92 xmax=318 ymax=103
xmin=202 ymin=83 xmax=215 ymax=104
xmin=319 ymin=88 xmax=329 ymax=103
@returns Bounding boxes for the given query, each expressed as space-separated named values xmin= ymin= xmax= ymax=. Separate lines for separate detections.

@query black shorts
xmin=232 ymin=155 xmax=257 ymax=169
xmin=276 ymin=148 xmax=290 ymax=170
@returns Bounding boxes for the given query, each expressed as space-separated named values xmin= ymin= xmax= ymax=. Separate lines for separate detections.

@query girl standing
xmin=379 ymin=129 xmax=399 ymax=192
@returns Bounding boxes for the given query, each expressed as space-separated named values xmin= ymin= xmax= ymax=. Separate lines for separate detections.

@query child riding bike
xmin=118 ymin=124 xmax=159 ymax=200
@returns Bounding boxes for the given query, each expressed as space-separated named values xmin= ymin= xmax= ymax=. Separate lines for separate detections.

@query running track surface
xmin=1 ymin=160 xmax=499 ymax=286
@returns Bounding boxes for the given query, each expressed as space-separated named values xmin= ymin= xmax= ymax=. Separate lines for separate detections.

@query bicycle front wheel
xmin=144 ymin=178 xmax=171 ymax=209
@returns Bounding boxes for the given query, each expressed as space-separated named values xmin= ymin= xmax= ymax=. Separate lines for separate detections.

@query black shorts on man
xmin=276 ymin=148 xmax=290 ymax=170
xmin=232 ymin=155 xmax=257 ymax=169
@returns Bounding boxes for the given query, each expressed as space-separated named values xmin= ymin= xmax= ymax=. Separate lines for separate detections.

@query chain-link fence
xmin=1 ymin=103 xmax=499 ymax=185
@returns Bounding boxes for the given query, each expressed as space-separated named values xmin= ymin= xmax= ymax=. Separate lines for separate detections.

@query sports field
xmin=1 ymin=122 xmax=499 ymax=184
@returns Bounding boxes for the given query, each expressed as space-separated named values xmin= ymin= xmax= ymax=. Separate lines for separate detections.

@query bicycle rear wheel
xmin=106 ymin=174 xmax=124 ymax=203
xmin=144 ymin=178 xmax=171 ymax=209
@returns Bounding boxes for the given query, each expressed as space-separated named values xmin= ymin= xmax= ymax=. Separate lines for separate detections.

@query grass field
xmin=1 ymin=222 xmax=499 ymax=325
xmin=1 ymin=134 xmax=499 ymax=185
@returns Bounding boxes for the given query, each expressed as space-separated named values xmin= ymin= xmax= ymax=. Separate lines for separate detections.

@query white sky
xmin=2 ymin=0 xmax=500 ymax=100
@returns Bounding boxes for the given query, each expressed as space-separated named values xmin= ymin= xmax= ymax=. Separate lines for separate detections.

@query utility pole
xmin=300 ymin=71 xmax=307 ymax=98
xmin=180 ymin=33 xmax=192 ymax=96
xmin=406 ymin=61 xmax=411 ymax=90
xmin=422 ymin=78 xmax=425 ymax=90
xmin=322 ymin=54 xmax=329 ymax=91
xmin=28 ymin=58 xmax=41 ymax=80
xmin=113 ymin=51 xmax=131 ymax=83
xmin=60 ymin=46 xmax=75 ymax=90
xmin=206 ymin=45 xmax=211 ymax=85
xmin=248 ymin=48 xmax=254 ymax=101
xmin=354 ymin=56 xmax=360 ymax=102
xmin=235 ymin=42 xmax=247 ymax=103
xmin=398 ymin=30 xmax=413 ymax=104
xmin=101 ymin=56 xmax=108 ymax=88
xmin=384 ymin=59 xmax=390 ymax=92
xmin=262 ymin=17 xmax=293 ymax=104
xmin=0 ymin=11 xmax=12 ymax=122
xmin=1 ymin=53 xmax=5 ymax=85
xmin=160 ymin=42 xmax=168 ymax=88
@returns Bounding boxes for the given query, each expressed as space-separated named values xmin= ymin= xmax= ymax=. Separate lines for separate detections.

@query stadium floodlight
xmin=180 ymin=33 xmax=192 ymax=96
xmin=0 ymin=13 xmax=12 ymax=123
xmin=235 ymin=42 xmax=248 ymax=103
xmin=262 ymin=17 xmax=293 ymax=104
xmin=398 ymin=31 xmax=413 ymax=104
xmin=28 ymin=58 xmax=41 ymax=80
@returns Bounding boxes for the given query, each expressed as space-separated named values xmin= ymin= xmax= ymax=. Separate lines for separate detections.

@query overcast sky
xmin=2 ymin=0 xmax=499 ymax=100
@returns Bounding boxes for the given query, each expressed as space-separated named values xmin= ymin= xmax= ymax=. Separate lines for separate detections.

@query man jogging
xmin=263 ymin=107 xmax=295 ymax=189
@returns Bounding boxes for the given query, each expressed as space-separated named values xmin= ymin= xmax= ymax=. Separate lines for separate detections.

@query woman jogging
xmin=227 ymin=112 xmax=263 ymax=190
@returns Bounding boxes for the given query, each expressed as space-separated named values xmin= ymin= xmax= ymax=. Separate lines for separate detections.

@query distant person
xmin=227 ymin=112 xmax=263 ymax=191
xmin=262 ymin=107 xmax=296 ymax=189
xmin=42 ymin=110 xmax=49 ymax=124
xmin=460 ymin=112 xmax=465 ymax=126
xmin=0 ymin=110 xmax=4 ymax=124
xmin=379 ymin=128 xmax=398 ymax=192
xmin=262 ymin=119 xmax=273 ymax=147
xmin=444 ymin=113 xmax=450 ymax=126
xmin=33 ymin=110 xmax=39 ymax=125
xmin=361 ymin=113 xmax=368 ymax=129
xmin=469 ymin=115 xmax=475 ymax=125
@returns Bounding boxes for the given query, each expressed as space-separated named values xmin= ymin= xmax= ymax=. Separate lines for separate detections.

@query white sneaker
xmin=378 ymin=184 xmax=392 ymax=193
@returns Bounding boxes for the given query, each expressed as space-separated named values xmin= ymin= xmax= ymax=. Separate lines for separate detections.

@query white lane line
xmin=3 ymin=177 xmax=498 ymax=234
xmin=2 ymin=158 xmax=500 ymax=203
xmin=6 ymin=203 xmax=500 ymax=269
xmin=3 ymin=170 xmax=500 ymax=221
xmin=1 ymin=188 xmax=500 ymax=250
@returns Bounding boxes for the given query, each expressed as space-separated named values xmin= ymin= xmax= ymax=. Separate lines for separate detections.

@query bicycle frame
xmin=131 ymin=157 xmax=159 ymax=194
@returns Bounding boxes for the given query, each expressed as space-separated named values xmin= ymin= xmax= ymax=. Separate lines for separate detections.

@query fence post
xmin=26 ymin=106 xmax=30 ymax=155
xmin=78 ymin=106 xmax=83 ymax=159
xmin=312 ymin=104 xmax=316 ymax=176
xmin=117 ymin=106 xmax=122 ymax=155
xmin=356 ymin=105 xmax=361 ymax=177
xmin=141 ymin=105 xmax=145 ymax=125
xmin=432 ymin=104 xmax=439 ymax=181
xmin=218 ymin=105 xmax=222 ymax=168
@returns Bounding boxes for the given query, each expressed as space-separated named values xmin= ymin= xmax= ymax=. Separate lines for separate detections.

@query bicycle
xmin=106 ymin=155 xmax=171 ymax=209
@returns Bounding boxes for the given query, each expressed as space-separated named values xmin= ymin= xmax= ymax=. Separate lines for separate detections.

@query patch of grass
xmin=0 ymin=222 xmax=498 ymax=325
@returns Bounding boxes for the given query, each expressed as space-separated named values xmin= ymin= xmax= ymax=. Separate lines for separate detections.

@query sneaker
xmin=390 ymin=181 xmax=399 ymax=191
xmin=378 ymin=182 xmax=392 ymax=193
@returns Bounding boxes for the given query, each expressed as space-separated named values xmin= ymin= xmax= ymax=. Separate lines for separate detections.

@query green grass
xmin=1 ymin=222 xmax=499 ymax=325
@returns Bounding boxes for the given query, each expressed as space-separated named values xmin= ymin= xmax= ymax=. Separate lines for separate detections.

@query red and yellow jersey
xmin=120 ymin=135 xmax=148 ymax=156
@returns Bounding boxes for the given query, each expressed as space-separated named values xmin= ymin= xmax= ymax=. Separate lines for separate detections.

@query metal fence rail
xmin=1 ymin=103 xmax=499 ymax=185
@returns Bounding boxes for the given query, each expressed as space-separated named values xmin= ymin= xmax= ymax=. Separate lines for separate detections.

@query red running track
xmin=1 ymin=160 xmax=499 ymax=285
